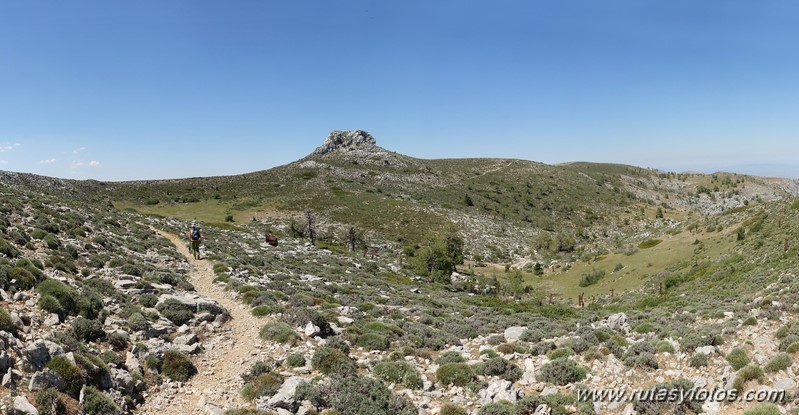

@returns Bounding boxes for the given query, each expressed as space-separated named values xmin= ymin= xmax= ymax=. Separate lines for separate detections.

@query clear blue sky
xmin=1 ymin=1 xmax=798 ymax=180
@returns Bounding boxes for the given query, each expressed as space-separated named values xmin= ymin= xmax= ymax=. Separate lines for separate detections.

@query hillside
xmin=2 ymin=131 xmax=799 ymax=415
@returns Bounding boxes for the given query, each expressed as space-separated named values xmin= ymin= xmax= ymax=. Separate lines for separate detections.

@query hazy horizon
xmin=2 ymin=1 xmax=798 ymax=181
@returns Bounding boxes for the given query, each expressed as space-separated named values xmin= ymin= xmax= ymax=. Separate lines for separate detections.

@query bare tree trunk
xmin=305 ymin=210 xmax=316 ymax=246
xmin=347 ymin=226 xmax=356 ymax=252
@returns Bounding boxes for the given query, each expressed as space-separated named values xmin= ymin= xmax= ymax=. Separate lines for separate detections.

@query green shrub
xmin=436 ymin=351 xmax=466 ymax=365
xmin=108 ymin=331 xmax=130 ymax=351
xmin=690 ymin=353 xmax=708 ymax=368
xmin=241 ymin=372 xmax=283 ymax=401
xmin=46 ymin=355 xmax=84 ymax=396
xmin=633 ymin=378 xmax=702 ymax=415
xmin=242 ymin=360 xmax=272 ymax=383
xmin=786 ymin=342 xmax=799 ymax=353
xmin=139 ymin=293 xmax=158 ymax=308
xmin=655 ymin=340 xmax=675 ymax=354
xmin=727 ymin=348 xmax=750 ymax=371
xmin=281 ymin=307 xmax=334 ymax=338
xmin=296 ymin=375 xmax=416 ymax=415
xmin=356 ymin=333 xmax=390 ymax=350
xmin=634 ymin=322 xmax=656 ymax=334
xmin=439 ymin=404 xmax=468 ymax=415
xmin=311 ymin=346 xmax=356 ymax=376
xmin=251 ymin=305 xmax=280 ymax=316
xmin=162 ymin=350 xmax=197 ymax=382
xmin=481 ymin=357 xmax=522 ymax=382
xmin=476 ymin=402 xmax=516 ymax=415
xmin=743 ymin=316 xmax=757 ymax=326
xmin=373 ymin=360 xmax=423 ymax=389
xmin=480 ymin=349 xmax=499 ymax=359
xmin=156 ymin=299 xmax=194 ymax=326
xmin=38 ymin=295 xmax=65 ymax=317
xmin=43 ymin=234 xmax=60 ymax=249
xmin=579 ymin=269 xmax=606 ymax=287
xmin=127 ymin=312 xmax=149 ymax=331
xmin=638 ymin=239 xmax=662 ymax=249
xmin=72 ymin=316 xmax=105 ymax=342
xmin=259 ymin=322 xmax=299 ymax=344
xmin=0 ymin=308 xmax=17 ymax=334
xmin=743 ymin=403 xmax=781 ymax=415
xmin=37 ymin=279 xmax=80 ymax=316
xmin=764 ymin=353 xmax=792 ymax=372
xmin=436 ymin=363 xmax=475 ymax=386
xmin=0 ymin=238 xmax=20 ymax=258
xmin=286 ymin=354 xmax=306 ymax=368
xmin=732 ymin=364 xmax=764 ymax=392
xmin=537 ymin=358 xmax=588 ymax=386
xmin=35 ymin=388 xmax=67 ymax=414
xmin=547 ymin=347 xmax=574 ymax=360
xmin=81 ymin=386 xmax=121 ymax=415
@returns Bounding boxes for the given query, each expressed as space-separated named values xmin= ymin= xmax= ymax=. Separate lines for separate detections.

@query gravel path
xmin=137 ymin=229 xmax=268 ymax=415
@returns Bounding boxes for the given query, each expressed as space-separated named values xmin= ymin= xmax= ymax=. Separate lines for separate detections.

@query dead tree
xmin=304 ymin=210 xmax=316 ymax=246
xmin=347 ymin=227 xmax=357 ymax=252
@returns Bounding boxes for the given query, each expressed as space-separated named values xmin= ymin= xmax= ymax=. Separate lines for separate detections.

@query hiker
xmin=189 ymin=222 xmax=203 ymax=260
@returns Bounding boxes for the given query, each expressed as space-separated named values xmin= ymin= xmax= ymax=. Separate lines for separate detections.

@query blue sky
xmin=1 ymin=1 xmax=798 ymax=181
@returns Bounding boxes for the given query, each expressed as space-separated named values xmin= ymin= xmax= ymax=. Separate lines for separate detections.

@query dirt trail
xmin=137 ymin=229 xmax=266 ymax=415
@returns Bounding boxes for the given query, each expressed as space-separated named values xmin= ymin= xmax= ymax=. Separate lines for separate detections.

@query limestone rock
xmin=29 ymin=368 xmax=64 ymax=392
xmin=479 ymin=379 xmax=522 ymax=404
xmin=13 ymin=396 xmax=39 ymax=415
xmin=312 ymin=130 xmax=377 ymax=155
xmin=266 ymin=376 xmax=305 ymax=410
xmin=504 ymin=326 xmax=526 ymax=343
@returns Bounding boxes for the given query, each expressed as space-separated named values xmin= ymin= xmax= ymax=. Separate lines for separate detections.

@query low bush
xmin=286 ymin=354 xmax=306 ymax=368
xmin=476 ymin=402 xmax=516 ymax=415
xmin=251 ymin=305 xmax=280 ymax=316
xmin=638 ymin=239 xmax=662 ymax=249
xmin=481 ymin=357 xmax=522 ymax=382
xmin=439 ymin=404 xmax=468 ymax=415
xmin=127 ymin=312 xmax=149 ymax=331
xmin=436 ymin=363 xmax=475 ymax=386
xmin=311 ymin=346 xmax=356 ymax=376
xmin=743 ymin=403 xmax=781 ymax=415
xmin=35 ymin=388 xmax=67 ymax=414
xmin=436 ymin=351 xmax=466 ymax=365
xmin=655 ymin=340 xmax=675 ymax=354
xmin=242 ymin=360 xmax=273 ymax=383
xmin=46 ymin=355 xmax=84 ymax=396
xmin=743 ymin=316 xmax=757 ymax=326
xmin=579 ymin=269 xmax=606 ymax=287
xmin=259 ymin=322 xmax=299 ymax=344
xmin=0 ymin=308 xmax=17 ymax=334
xmin=547 ymin=347 xmax=574 ymax=360
xmin=633 ymin=378 xmax=702 ymax=415
xmin=732 ymin=365 xmax=764 ymax=392
xmin=373 ymin=360 xmax=423 ymax=389
xmin=37 ymin=279 xmax=79 ymax=316
xmin=356 ymin=333 xmax=390 ymax=350
xmin=537 ymin=358 xmax=587 ymax=386
xmin=764 ymin=353 xmax=791 ymax=373
xmin=690 ymin=353 xmax=708 ymax=368
xmin=81 ymin=386 xmax=121 ymax=415
xmin=241 ymin=372 xmax=283 ymax=401
xmin=156 ymin=299 xmax=194 ymax=326
xmin=139 ymin=293 xmax=158 ymax=308
xmin=295 ymin=375 xmax=417 ymax=415
xmin=727 ymin=348 xmax=750 ymax=371
xmin=72 ymin=316 xmax=105 ymax=342
xmin=281 ymin=307 xmax=334 ymax=338
xmin=162 ymin=350 xmax=197 ymax=382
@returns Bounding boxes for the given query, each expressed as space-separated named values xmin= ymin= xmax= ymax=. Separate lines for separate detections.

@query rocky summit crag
xmin=312 ymin=130 xmax=378 ymax=155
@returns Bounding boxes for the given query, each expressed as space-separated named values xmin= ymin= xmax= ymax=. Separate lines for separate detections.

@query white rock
xmin=13 ymin=396 xmax=39 ymax=415
xmin=504 ymin=326 xmax=526 ymax=343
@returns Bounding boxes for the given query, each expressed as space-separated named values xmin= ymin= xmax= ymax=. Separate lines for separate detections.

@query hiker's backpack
xmin=191 ymin=228 xmax=201 ymax=241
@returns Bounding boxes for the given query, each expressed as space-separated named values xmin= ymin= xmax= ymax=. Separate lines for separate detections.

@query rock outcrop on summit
xmin=312 ymin=130 xmax=377 ymax=155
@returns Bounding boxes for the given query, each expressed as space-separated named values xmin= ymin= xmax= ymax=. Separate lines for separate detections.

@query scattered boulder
xmin=265 ymin=376 xmax=304 ymax=410
xmin=479 ymin=379 xmax=522 ymax=404
xmin=504 ymin=326 xmax=526 ymax=343
xmin=13 ymin=396 xmax=39 ymax=415
xmin=29 ymin=368 xmax=64 ymax=392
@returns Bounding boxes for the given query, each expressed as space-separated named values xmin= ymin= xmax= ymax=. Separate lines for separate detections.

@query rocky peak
xmin=312 ymin=130 xmax=377 ymax=155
